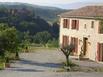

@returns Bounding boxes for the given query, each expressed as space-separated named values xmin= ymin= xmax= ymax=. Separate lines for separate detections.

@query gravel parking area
xmin=0 ymin=49 xmax=103 ymax=77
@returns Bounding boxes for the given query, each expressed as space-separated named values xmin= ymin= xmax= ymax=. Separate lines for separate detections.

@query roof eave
xmin=60 ymin=16 xmax=103 ymax=20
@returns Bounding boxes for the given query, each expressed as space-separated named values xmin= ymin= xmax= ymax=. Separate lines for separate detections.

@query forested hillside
xmin=0 ymin=2 xmax=65 ymax=23
xmin=0 ymin=2 xmax=68 ymax=45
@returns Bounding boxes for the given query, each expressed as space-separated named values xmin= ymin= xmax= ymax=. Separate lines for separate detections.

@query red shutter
xmin=63 ymin=19 xmax=68 ymax=28
xmin=66 ymin=19 xmax=68 ymax=28
xmin=71 ymin=37 xmax=75 ymax=52
xmin=62 ymin=36 xmax=65 ymax=47
xmin=63 ymin=19 xmax=65 ymax=28
xmin=67 ymin=19 xmax=70 ymax=29
xmin=62 ymin=36 xmax=68 ymax=47
xmin=71 ymin=20 xmax=73 ymax=29
xmin=77 ymin=20 xmax=79 ymax=30
xmin=75 ymin=38 xmax=78 ymax=53
xmin=71 ymin=37 xmax=73 ymax=44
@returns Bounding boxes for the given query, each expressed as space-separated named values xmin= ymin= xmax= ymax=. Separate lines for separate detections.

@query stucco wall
xmin=59 ymin=17 xmax=103 ymax=61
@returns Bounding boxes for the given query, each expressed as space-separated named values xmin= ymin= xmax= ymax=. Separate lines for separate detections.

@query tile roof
xmin=60 ymin=6 xmax=103 ymax=18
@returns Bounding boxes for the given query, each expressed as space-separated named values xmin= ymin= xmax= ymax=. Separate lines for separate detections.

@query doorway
xmin=83 ymin=37 xmax=88 ymax=56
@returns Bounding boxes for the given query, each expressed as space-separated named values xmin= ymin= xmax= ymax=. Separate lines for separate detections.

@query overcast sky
xmin=0 ymin=0 xmax=103 ymax=8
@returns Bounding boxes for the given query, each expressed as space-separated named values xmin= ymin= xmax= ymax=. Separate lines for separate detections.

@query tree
xmin=0 ymin=24 xmax=20 ymax=61
xmin=34 ymin=31 xmax=51 ymax=46
xmin=22 ymin=31 xmax=31 ymax=52
xmin=50 ymin=22 xmax=59 ymax=38
xmin=61 ymin=44 xmax=75 ymax=66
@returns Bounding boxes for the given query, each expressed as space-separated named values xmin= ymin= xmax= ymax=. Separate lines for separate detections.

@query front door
xmin=83 ymin=37 xmax=88 ymax=56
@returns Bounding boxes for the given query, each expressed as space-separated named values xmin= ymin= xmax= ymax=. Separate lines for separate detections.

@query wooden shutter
xmin=71 ymin=37 xmax=78 ymax=53
xmin=63 ymin=19 xmax=65 ymax=28
xmin=77 ymin=20 xmax=79 ymax=30
xmin=67 ymin=19 xmax=70 ymax=29
xmin=97 ymin=43 xmax=103 ymax=61
xmin=76 ymin=38 xmax=78 ymax=53
xmin=71 ymin=37 xmax=75 ymax=52
xmin=71 ymin=20 xmax=74 ymax=29
xmin=63 ymin=19 xmax=68 ymax=28
xmin=62 ymin=36 xmax=68 ymax=47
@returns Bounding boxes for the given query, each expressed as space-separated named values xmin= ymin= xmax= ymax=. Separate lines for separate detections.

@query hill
xmin=0 ymin=2 xmax=68 ymax=40
xmin=0 ymin=2 xmax=65 ymax=23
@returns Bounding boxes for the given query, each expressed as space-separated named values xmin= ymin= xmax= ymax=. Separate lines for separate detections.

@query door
xmin=83 ymin=37 xmax=88 ymax=56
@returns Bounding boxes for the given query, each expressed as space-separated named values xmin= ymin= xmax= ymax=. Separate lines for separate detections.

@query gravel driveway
xmin=0 ymin=49 xmax=103 ymax=77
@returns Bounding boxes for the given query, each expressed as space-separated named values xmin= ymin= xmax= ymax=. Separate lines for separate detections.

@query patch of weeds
xmin=62 ymin=61 xmax=78 ymax=67
xmin=62 ymin=61 xmax=79 ymax=71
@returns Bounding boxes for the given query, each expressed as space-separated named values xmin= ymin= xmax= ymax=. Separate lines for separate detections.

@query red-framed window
xmin=98 ymin=21 xmax=103 ymax=34
xmin=71 ymin=20 xmax=79 ymax=30
xmin=63 ymin=19 xmax=70 ymax=29
xmin=71 ymin=37 xmax=78 ymax=53
xmin=62 ymin=35 xmax=69 ymax=47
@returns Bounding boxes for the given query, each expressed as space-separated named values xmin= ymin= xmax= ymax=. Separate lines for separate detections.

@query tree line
xmin=0 ymin=7 xmax=59 ymax=43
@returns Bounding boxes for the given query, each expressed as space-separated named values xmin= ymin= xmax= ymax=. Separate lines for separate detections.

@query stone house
xmin=59 ymin=6 xmax=103 ymax=62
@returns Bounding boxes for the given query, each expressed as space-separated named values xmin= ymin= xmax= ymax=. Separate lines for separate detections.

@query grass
xmin=27 ymin=46 xmax=59 ymax=52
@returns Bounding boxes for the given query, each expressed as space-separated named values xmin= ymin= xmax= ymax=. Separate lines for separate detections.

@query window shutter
xmin=77 ymin=20 xmax=79 ymax=30
xmin=63 ymin=19 xmax=65 ymax=28
xmin=71 ymin=20 xmax=74 ymax=29
xmin=62 ymin=36 xmax=68 ymax=47
xmin=67 ymin=19 xmax=70 ymax=29
xmin=76 ymin=38 xmax=78 ymax=53
xmin=63 ymin=19 xmax=68 ymax=28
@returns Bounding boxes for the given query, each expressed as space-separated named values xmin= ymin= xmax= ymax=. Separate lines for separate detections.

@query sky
xmin=0 ymin=0 xmax=103 ymax=9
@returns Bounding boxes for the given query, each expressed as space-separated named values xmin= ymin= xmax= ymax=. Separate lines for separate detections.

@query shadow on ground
xmin=18 ymin=59 xmax=62 ymax=68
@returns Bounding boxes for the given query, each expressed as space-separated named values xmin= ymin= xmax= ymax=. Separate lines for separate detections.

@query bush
xmin=0 ymin=57 xmax=5 ymax=70
xmin=0 ymin=62 xmax=5 ymax=70
xmin=46 ymin=39 xmax=59 ymax=48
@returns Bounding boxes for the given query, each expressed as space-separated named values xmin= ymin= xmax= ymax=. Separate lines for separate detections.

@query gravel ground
xmin=0 ymin=49 xmax=103 ymax=77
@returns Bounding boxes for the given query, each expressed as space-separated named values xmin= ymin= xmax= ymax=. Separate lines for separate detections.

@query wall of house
xmin=59 ymin=17 xmax=103 ymax=61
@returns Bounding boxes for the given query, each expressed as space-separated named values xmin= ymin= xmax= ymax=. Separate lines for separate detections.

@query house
xmin=59 ymin=6 xmax=103 ymax=62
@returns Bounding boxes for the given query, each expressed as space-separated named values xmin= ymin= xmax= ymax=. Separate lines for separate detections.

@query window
xmin=71 ymin=37 xmax=78 ymax=53
xmin=62 ymin=36 xmax=69 ymax=47
xmin=71 ymin=20 xmax=79 ymax=30
xmin=99 ymin=21 xmax=103 ymax=34
xmin=91 ymin=21 xmax=94 ymax=28
xmin=63 ymin=19 xmax=70 ymax=28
